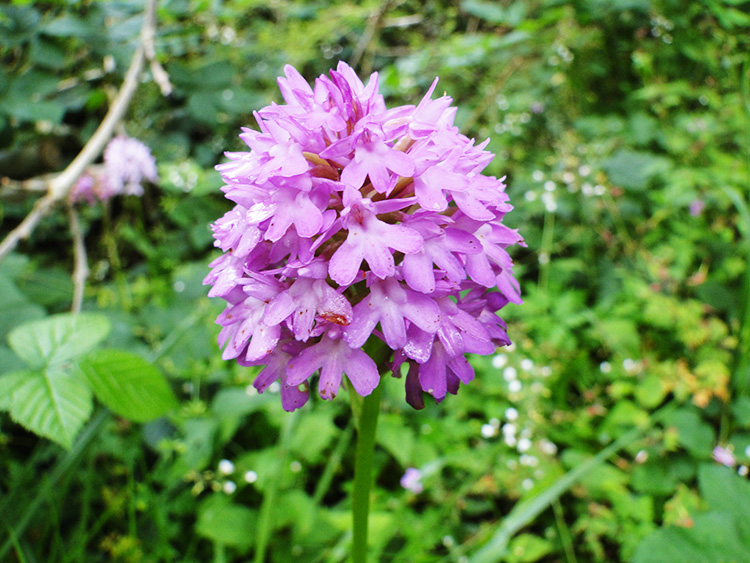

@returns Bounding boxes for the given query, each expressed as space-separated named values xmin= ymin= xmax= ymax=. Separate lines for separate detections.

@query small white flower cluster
xmin=186 ymin=458 xmax=263 ymax=496
xmin=525 ymin=164 xmax=609 ymax=215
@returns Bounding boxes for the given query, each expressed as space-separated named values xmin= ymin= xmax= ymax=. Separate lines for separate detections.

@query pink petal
xmin=381 ymin=224 xmax=423 ymax=255
xmin=403 ymin=252 xmax=436 ymax=294
xmin=344 ymin=348 xmax=380 ymax=396
xmin=329 ymin=239 xmax=365 ymax=286
xmin=318 ymin=353 xmax=344 ymax=400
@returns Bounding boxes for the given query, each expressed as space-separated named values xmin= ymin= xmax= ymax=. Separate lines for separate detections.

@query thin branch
xmin=1 ymin=175 xmax=53 ymax=196
xmin=68 ymin=204 xmax=88 ymax=314
xmin=142 ymin=0 xmax=173 ymax=96
xmin=350 ymin=1 xmax=394 ymax=72
xmin=0 ymin=0 xmax=162 ymax=263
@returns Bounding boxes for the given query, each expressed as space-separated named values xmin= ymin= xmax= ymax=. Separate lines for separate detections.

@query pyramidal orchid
xmin=205 ymin=62 xmax=524 ymax=412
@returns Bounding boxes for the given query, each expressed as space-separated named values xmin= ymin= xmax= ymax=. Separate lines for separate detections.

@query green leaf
xmin=0 ymin=370 xmax=28 ymax=411
xmin=633 ymin=465 xmax=750 ymax=563
xmin=631 ymin=456 xmax=694 ymax=496
xmin=289 ymin=411 xmax=337 ymax=463
xmin=731 ymin=396 xmax=750 ymax=427
xmin=377 ymin=413 xmax=416 ymax=467
xmin=0 ymin=274 xmax=45 ymax=341
xmin=632 ymin=512 xmax=750 ymax=563
xmin=663 ymin=409 xmax=714 ymax=458
xmin=699 ymin=464 xmax=750 ymax=526
xmin=0 ymin=99 xmax=65 ymax=123
xmin=600 ymin=400 xmax=650 ymax=436
xmin=196 ymin=495 xmax=257 ymax=551
xmin=211 ymin=387 xmax=272 ymax=419
xmin=78 ymin=349 xmax=178 ymax=422
xmin=9 ymin=368 xmax=93 ymax=449
xmin=506 ymin=533 xmax=553 ymax=563
xmin=15 ymin=268 xmax=75 ymax=307
xmin=40 ymin=14 xmax=92 ymax=38
xmin=461 ymin=0 xmax=506 ymax=23
xmin=601 ymin=149 xmax=671 ymax=191
xmin=8 ymin=313 xmax=110 ymax=370
xmin=274 ymin=490 xmax=316 ymax=536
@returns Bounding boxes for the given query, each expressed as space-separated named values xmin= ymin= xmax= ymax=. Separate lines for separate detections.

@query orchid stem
xmin=351 ymin=380 xmax=383 ymax=563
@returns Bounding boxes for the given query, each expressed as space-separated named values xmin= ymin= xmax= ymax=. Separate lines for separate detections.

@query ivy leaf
xmin=9 ymin=367 xmax=93 ymax=449
xmin=78 ymin=349 xmax=178 ymax=422
xmin=7 ymin=313 xmax=110 ymax=370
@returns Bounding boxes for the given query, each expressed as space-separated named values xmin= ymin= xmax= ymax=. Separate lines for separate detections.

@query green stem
xmin=538 ymin=208 xmax=554 ymax=298
xmin=351 ymin=381 xmax=383 ymax=563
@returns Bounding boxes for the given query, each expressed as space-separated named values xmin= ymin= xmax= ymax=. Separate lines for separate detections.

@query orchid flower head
xmin=205 ymin=62 xmax=524 ymax=411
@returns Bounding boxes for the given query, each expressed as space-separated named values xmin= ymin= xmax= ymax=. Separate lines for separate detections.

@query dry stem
xmin=68 ymin=204 xmax=88 ymax=313
xmin=0 ymin=0 xmax=165 ymax=263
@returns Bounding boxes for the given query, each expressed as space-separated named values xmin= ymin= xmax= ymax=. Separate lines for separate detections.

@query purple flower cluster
xmin=71 ymin=135 xmax=158 ymax=204
xmin=205 ymin=62 xmax=524 ymax=411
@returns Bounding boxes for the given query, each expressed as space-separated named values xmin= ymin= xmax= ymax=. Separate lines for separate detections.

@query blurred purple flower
xmin=205 ymin=62 xmax=524 ymax=411
xmin=530 ymin=102 xmax=544 ymax=114
xmin=689 ymin=199 xmax=705 ymax=217
xmin=71 ymin=135 xmax=158 ymax=204
xmin=713 ymin=445 xmax=735 ymax=467
xmin=70 ymin=173 xmax=97 ymax=205
xmin=400 ymin=467 xmax=424 ymax=494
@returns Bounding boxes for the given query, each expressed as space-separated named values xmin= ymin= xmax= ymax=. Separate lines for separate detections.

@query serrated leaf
xmin=78 ymin=349 xmax=178 ymax=422
xmin=0 ymin=370 xmax=29 ymax=411
xmin=9 ymin=368 xmax=93 ymax=449
xmin=8 ymin=313 xmax=110 ymax=370
xmin=15 ymin=267 xmax=75 ymax=307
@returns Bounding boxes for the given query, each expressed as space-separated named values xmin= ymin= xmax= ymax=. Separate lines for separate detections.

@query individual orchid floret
xmin=205 ymin=61 xmax=524 ymax=411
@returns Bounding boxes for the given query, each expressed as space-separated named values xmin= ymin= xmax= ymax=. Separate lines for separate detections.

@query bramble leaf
xmin=78 ymin=349 xmax=178 ymax=422
xmin=8 ymin=313 xmax=110 ymax=370
xmin=9 ymin=367 xmax=93 ymax=449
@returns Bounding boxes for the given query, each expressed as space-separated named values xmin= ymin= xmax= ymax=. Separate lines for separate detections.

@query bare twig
xmin=142 ymin=0 xmax=173 ymax=96
xmin=1 ymin=175 xmax=53 ymax=196
xmin=68 ymin=204 xmax=88 ymax=313
xmin=351 ymin=1 xmax=394 ymax=72
xmin=383 ymin=14 xmax=423 ymax=28
xmin=0 ymin=0 xmax=163 ymax=264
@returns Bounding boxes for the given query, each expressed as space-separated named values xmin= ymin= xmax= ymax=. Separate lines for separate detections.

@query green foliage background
xmin=2 ymin=0 xmax=750 ymax=561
